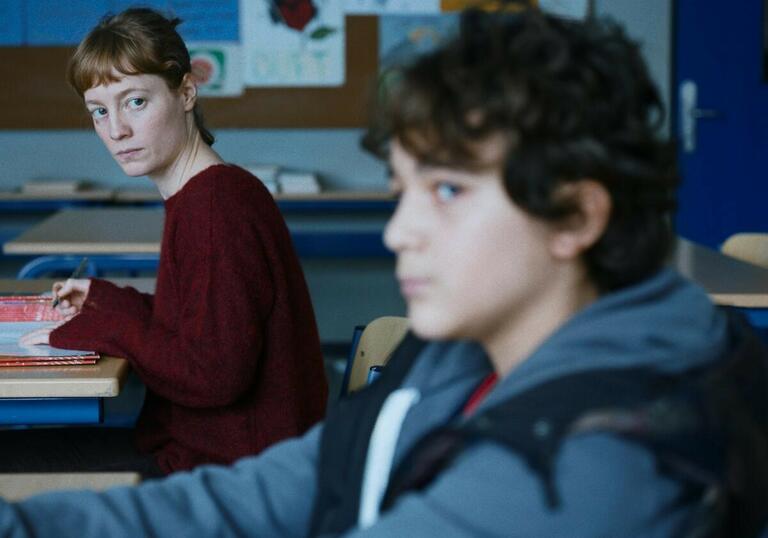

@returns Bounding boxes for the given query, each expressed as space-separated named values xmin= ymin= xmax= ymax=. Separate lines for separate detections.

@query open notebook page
xmin=0 ymin=322 xmax=96 ymax=357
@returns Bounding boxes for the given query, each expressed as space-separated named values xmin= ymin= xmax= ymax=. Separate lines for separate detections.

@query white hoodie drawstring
xmin=358 ymin=388 xmax=421 ymax=529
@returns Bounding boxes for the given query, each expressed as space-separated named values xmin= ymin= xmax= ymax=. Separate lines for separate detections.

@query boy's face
xmin=384 ymin=139 xmax=564 ymax=350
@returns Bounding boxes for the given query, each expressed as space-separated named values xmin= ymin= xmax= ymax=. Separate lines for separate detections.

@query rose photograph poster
xmin=241 ymin=0 xmax=345 ymax=87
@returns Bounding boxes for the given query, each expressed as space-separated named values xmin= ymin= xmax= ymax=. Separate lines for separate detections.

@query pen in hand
xmin=51 ymin=257 xmax=89 ymax=309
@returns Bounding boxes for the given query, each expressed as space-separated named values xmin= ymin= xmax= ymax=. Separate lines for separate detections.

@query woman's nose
xmin=109 ymin=112 xmax=130 ymax=140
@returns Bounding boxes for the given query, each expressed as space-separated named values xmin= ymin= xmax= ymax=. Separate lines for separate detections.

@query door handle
xmin=679 ymin=80 xmax=720 ymax=153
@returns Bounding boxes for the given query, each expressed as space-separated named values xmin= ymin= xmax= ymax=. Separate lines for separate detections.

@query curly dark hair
xmin=364 ymin=5 xmax=678 ymax=292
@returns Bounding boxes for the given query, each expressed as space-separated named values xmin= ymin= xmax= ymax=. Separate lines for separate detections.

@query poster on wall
xmin=538 ymin=0 xmax=589 ymax=19
xmin=344 ymin=0 xmax=439 ymax=14
xmin=441 ymin=0 xmax=588 ymax=19
xmin=377 ymin=13 xmax=457 ymax=119
xmin=379 ymin=14 xmax=458 ymax=70
xmin=241 ymin=0 xmax=345 ymax=87
xmin=189 ymin=43 xmax=244 ymax=97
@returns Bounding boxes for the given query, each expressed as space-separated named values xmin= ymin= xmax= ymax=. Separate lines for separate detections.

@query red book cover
xmin=0 ymin=295 xmax=99 ymax=366
xmin=0 ymin=358 xmax=98 ymax=367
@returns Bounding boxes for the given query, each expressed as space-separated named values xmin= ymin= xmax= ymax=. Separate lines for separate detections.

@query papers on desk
xmin=278 ymin=172 xmax=321 ymax=195
xmin=242 ymin=164 xmax=322 ymax=195
xmin=0 ymin=296 xmax=99 ymax=367
xmin=21 ymin=178 xmax=92 ymax=195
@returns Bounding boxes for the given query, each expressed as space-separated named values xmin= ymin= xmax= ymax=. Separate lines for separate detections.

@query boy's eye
xmin=90 ymin=107 xmax=107 ymax=119
xmin=128 ymin=97 xmax=145 ymax=109
xmin=434 ymin=182 xmax=462 ymax=202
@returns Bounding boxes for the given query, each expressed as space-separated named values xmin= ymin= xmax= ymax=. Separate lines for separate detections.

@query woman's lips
xmin=116 ymin=148 xmax=142 ymax=160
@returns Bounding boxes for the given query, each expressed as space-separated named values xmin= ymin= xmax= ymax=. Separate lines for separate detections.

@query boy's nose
xmin=384 ymin=190 xmax=425 ymax=253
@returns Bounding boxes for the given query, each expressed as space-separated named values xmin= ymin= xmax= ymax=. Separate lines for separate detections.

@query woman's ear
xmin=549 ymin=180 xmax=612 ymax=260
xmin=180 ymin=73 xmax=198 ymax=112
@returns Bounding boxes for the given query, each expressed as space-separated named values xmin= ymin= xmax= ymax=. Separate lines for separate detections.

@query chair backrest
xmin=346 ymin=316 xmax=409 ymax=394
xmin=721 ymin=233 xmax=768 ymax=269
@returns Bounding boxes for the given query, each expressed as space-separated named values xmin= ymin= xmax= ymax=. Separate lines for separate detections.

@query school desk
xmin=0 ymin=189 xmax=396 ymax=213
xmin=0 ymin=188 xmax=115 ymax=212
xmin=0 ymin=278 xmax=153 ymax=426
xmin=672 ymin=239 xmax=768 ymax=329
xmin=113 ymin=187 xmax=397 ymax=211
xmin=4 ymin=208 xmax=768 ymax=301
xmin=0 ymin=472 xmax=140 ymax=501
xmin=1 ymin=206 xmax=392 ymax=277
xmin=673 ymin=239 xmax=768 ymax=308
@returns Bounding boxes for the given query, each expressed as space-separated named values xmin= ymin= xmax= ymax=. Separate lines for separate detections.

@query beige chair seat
xmin=721 ymin=233 xmax=768 ymax=269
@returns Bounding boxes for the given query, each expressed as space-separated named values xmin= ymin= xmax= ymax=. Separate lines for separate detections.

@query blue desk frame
xmin=0 ymin=198 xmax=397 ymax=214
xmin=0 ymin=398 xmax=102 ymax=425
xmin=3 ymin=197 xmax=397 ymax=278
xmin=14 ymin=230 xmax=392 ymax=279
xmin=736 ymin=307 xmax=768 ymax=334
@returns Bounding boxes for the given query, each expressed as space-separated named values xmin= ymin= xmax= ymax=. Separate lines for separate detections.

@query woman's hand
xmin=18 ymin=321 xmax=65 ymax=346
xmin=52 ymin=278 xmax=91 ymax=318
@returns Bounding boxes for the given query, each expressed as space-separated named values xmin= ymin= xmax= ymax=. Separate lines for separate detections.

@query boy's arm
xmin=0 ymin=424 xmax=321 ymax=537
xmin=343 ymin=434 xmax=686 ymax=537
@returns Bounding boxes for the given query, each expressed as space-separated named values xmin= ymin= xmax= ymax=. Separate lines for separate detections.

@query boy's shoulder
xmin=385 ymin=309 xmax=768 ymax=536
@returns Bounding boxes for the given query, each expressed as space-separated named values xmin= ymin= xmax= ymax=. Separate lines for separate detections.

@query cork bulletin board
xmin=0 ymin=16 xmax=378 ymax=129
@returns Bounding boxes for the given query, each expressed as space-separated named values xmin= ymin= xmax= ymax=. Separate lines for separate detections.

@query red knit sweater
xmin=51 ymin=164 xmax=328 ymax=473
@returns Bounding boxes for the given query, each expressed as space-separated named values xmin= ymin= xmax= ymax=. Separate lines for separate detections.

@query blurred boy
xmin=2 ymin=4 xmax=766 ymax=536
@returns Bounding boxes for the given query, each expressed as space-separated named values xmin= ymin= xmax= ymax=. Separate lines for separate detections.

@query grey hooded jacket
xmin=0 ymin=269 xmax=729 ymax=537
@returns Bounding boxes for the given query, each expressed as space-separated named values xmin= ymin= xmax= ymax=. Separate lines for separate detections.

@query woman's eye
xmin=434 ymin=182 xmax=462 ymax=203
xmin=90 ymin=107 xmax=107 ymax=119
xmin=128 ymin=97 xmax=145 ymax=109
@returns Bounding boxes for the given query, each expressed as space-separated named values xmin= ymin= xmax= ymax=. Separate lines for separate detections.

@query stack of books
xmin=0 ymin=296 xmax=99 ymax=367
xmin=21 ymin=178 xmax=92 ymax=196
xmin=244 ymin=164 xmax=281 ymax=195
xmin=278 ymin=171 xmax=321 ymax=195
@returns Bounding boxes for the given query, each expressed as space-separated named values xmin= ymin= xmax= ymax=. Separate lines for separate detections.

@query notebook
xmin=0 ymin=296 xmax=99 ymax=367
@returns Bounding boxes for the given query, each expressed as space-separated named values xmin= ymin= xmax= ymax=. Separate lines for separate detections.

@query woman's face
xmin=384 ymin=139 xmax=563 ymax=350
xmin=83 ymin=71 xmax=194 ymax=179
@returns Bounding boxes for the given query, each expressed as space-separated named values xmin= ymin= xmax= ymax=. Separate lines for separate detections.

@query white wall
xmin=0 ymin=128 xmax=387 ymax=191
xmin=0 ymin=2 xmax=672 ymax=190
xmin=595 ymin=0 xmax=673 ymax=133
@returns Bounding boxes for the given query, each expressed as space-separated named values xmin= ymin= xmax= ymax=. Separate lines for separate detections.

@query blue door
xmin=674 ymin=0 xmax=768 ymax=248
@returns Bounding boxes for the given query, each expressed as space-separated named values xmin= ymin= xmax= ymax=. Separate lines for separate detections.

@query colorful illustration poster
xmin=241 ymin=0 xmax=345 ymax=87
xmin=441 ymin=0 xmax=586 ymax=18
xmin=539 ymin=0 xmax=589 ymax=19
xmin=441 ymin=0 xmax=538 ymax=11
xmin=344 ymin=0 xmax=439 ymax=14
xmin=379 ymin=14 xmax=458 ymax=69
xmin=189 ymin=43 xmax=244 ymax=97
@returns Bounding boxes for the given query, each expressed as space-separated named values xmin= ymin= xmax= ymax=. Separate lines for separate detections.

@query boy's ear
xmin=180 ymin=73 xmax=198 ymax=112
xmin=549 ymin=180 xmax=611 ymax=260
